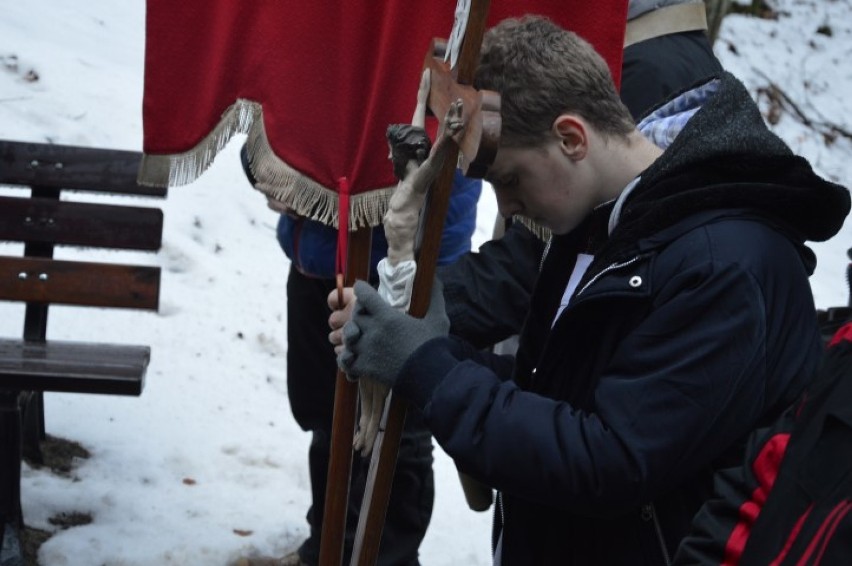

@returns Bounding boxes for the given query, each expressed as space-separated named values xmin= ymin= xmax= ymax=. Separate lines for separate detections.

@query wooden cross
xmin=422 ymin=37 xmax=501 ymax=179
xmin=343 ymin=2 xmax=499 ymax=564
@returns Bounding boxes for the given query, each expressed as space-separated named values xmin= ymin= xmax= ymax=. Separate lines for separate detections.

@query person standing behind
xmin=621 ymin=0 xmax=721 ymax=118
xmin=242 ymin=142 xmax=480 ymax=566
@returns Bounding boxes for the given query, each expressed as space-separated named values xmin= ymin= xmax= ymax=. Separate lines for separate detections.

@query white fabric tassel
xmin=377 ymin=258 xmax=417 ymax=311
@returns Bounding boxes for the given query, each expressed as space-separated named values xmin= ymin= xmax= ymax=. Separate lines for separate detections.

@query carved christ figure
xmin=384 ymin=100 xmax=464 ymax=264
xmin=352 ymin=70 xmax=465 ymax=455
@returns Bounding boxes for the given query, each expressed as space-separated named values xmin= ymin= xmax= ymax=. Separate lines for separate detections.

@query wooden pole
xmin=351 ymin=2 xmax=493 ymax=563
xmin=319 ymin=226 xmax=373 ymax=566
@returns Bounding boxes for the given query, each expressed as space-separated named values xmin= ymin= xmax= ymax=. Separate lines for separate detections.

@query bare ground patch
xmin=20 ymin=436 xmax=93 ymax=565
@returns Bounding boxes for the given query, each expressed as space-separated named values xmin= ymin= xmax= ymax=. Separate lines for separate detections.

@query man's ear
xmin=552 ymin=115 xmax=587 ymax=161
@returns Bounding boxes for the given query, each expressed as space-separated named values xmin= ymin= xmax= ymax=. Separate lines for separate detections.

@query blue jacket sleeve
xmin=274 ymin=169 xmax=481 ymax=279
xmin=395 ymin=335 xmax=515 ymax=409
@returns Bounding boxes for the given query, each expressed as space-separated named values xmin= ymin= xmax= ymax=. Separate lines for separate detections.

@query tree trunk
xmin=705 ymin=0 xmax=732 ymax=45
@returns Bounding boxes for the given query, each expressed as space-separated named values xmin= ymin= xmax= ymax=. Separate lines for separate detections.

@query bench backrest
xmin=0 ymin=140 xmax=166 ymax=340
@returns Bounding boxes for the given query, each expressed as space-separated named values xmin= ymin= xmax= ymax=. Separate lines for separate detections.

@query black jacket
xmin=440 ymin=220 xmax=545 ymax=349
xmin=397 ymin=72 xmax=850 ymax=565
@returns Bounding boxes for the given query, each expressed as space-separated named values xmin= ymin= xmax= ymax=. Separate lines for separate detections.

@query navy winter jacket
xmin=276 ymin=169 xmax=481 ymax=280
xmin=394 ymin=73 xmax=851 ymax=564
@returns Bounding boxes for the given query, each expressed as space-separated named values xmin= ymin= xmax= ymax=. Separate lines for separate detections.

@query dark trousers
xmin=286 ymin=267 xmax=434 ymax=566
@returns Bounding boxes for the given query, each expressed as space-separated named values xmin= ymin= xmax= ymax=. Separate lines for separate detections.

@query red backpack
xmin=675 ymin=252 xmax=852 ymax=565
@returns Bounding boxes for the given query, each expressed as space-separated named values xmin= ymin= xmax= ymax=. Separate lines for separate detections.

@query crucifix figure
xmin=384 ymin=75 xmax=465 ymax=268
xmin=353 ymin=69 xmax=466 ymax=456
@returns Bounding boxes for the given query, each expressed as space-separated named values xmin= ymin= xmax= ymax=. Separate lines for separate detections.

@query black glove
xmin=338 ymin=279 xmax=450 ymax=386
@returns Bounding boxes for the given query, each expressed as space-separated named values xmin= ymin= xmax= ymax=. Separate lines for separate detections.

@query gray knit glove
xmin=338 ymin=279 xmax=450 ymax=386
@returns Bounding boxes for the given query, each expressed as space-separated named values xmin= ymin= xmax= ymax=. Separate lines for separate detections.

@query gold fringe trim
xmin=245 ymin=118 xmax=395 ymax=229
xmin=514 ymin=215 xmax=551 ymax=242
xmin=137 ymin=98 xmax=396 ymax=230
xmin=138 ymin=99 xmax=260 ymax=188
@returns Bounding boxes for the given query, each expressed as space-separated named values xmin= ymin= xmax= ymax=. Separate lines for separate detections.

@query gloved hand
xmin=338 ymin=279 xmax=450 ymax=386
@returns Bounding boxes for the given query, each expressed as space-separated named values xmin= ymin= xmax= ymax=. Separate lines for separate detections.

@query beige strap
xmin=624 ymin=2 xmax=708 ymax=48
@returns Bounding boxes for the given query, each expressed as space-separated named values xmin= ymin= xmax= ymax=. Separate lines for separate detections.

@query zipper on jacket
xmin=492 ymin=491 xmax=505 ymax=560
xmin=575 ymin=256 xmax=641 ymax=297
xmin=641 ymin=503 xmax=672 ymax=566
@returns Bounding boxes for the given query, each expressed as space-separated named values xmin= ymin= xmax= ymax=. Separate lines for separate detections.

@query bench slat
xmin=0 ymin=256 xmax=160 ymax=310
xmin=0 ymin=339 xmax=147 ymax=395
xmin=0 ymin=140 xmax=165 ymax=197
xmin=0 ymin=196 xmax=163 ymax=250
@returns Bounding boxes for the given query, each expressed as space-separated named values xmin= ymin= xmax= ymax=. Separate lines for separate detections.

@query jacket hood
xmin=615 ymin=72 xmax=850 ymax=249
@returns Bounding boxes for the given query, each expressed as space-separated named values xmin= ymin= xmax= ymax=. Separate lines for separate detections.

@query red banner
xmin=140 ymin=1 xmax=627 ymax=226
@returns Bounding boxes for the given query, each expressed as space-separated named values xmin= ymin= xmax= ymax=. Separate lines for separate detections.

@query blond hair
xmin=475 ymin=16 xmax=634 ymax=147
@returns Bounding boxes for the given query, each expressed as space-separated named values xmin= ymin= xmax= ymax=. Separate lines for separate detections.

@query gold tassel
xmin=514 ymin=215 xmax=551 ymax=241
xmin=137 ymin=98 xmax=397 ymax=231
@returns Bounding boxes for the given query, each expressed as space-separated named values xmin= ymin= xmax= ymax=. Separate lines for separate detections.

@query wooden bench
xmin=0 ymin=140 xmax=165 ymax=560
